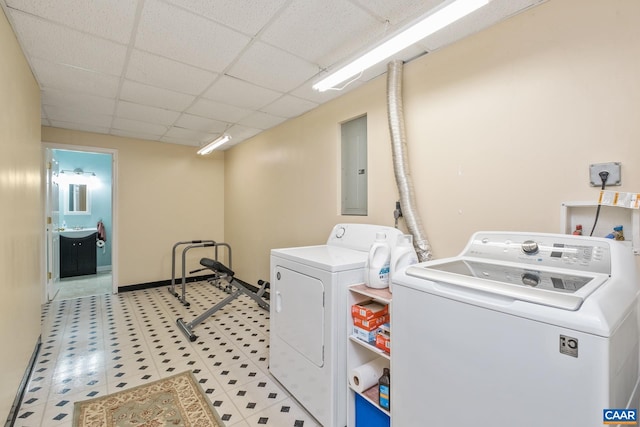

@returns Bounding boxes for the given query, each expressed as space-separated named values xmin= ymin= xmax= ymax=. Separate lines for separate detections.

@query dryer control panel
xmin=326 ymin=223 xmax=403 ymax=252
xmin=463 ymin=232 xmax=612 ymax=275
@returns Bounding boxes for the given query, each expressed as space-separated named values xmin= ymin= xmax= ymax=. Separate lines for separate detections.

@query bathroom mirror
xmin=64 ymin=183 xmax=91 ymax=214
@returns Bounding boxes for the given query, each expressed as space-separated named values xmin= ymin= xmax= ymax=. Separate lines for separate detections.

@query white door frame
xmin=43 ymin=148 xmax=57 ymax=301
xmin=42 ymin=142 xmax=118 ymax=301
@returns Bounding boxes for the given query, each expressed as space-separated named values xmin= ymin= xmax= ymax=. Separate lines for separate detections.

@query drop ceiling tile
xmin=237 ymin=111 xmax=286 ymax=130
xmin=260 ymin=95 xmax=318 ymax=119
xmin=187 ymin=99 xmax=253 ymax=123
xmin=228 ymin=41 xmax=318 ymax=93
xmin=203 ymin=75 xmax=282 ymax=110
xmin=115 ymin=101 xmax=181 ymax=126
xmin=6 ymin=0 xmax=138 ymax=44
xmin=174 ymin=114 xmax=228 ymax=134
xmin=260 ymin=0 xmax=381 ymax=67
xmin=111 ymin=117 xmax=168 ymax=136
xmin=165 ymin=0 xmax=288 ymax=36
xmin=44 ymin=105 xmax=113 ymax=128
xmin=33 ymin=58 xmax=120 ymax=98
xmin=159 ymin=135 xmax=198 ymax=146
xmin=225 ymin=124 xmax=262 ymax=146
xmin=164 ymin=127 xmax=214 ymax=144
xmin=42 ymin=89 xmax=116 ymax=116
xmin=135 ymin=0 xmax=250 ymax=72
xmin=10 ymin=11 xmax=127 ymax=76
xmin=49 ymin=120 xmax=110 ymax=135
xmin=289 ymin=83 xmax=351 ymax=104
xmin=125 ymin=50 xmax=217 ymax=96
xmin=353 ymin=0 xmax=443 ymax=26
xmin=120 ymin=80 xmax=196 ymax=112
xmin=110 ymin=129 xmax=162 ymax=142
xmin=40 ymin=105 xmax=49 ymax=123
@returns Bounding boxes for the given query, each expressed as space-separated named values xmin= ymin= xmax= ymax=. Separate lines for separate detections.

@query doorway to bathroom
xmin=44 ymin=144 xmax=117 ymax=301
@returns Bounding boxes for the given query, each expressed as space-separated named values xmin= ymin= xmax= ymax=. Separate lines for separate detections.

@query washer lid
xmin=271 ymin=245 xmax=367 ymax=272
xmin=406 ymin=259 xmax=608 ymax=311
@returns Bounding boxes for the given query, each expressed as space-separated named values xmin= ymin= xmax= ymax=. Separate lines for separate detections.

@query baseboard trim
xmin=118 ymin=275 xmax=270 ymax=299
xmin=5 ymin=337 xmax=41 ymax=427
xmin=117 ymin=274 xmax=216 ymax=293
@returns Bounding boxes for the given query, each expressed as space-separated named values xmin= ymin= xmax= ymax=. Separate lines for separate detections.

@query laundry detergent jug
xmin=365 ymin=232 xmax=391 ymax=289
xmin=389 ymin=234 xmax=418 ymax=293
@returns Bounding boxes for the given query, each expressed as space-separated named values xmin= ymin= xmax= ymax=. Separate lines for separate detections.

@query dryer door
xmin=273 ymin=266 xmax=325 ymax=367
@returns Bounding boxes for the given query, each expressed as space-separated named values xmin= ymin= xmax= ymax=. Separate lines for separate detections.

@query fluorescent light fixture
xmin=312 ymin=0 xmax=489 ymax=92
xmin=197 ymin=134 xmax=232 ymax=155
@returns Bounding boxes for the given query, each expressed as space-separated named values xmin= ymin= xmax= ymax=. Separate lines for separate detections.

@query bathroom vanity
xmin=59 ymin=229 xmax=97 ymax=278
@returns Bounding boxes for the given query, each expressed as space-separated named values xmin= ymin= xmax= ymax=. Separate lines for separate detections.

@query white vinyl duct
xmin=386 ymin=60 xmax=433 ymax=262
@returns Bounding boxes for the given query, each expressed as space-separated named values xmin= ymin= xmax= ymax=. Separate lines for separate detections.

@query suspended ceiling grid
xmin=1 ymin=0 xmax=546 ymax=150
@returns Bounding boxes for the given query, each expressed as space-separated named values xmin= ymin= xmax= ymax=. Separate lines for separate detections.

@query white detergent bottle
xmin=365 ymin=232 xmax=391 ymax=289
xmin=389 ymin=234 xmax=418 ymax=293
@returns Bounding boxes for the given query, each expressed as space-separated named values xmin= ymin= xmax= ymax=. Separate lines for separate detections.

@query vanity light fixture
xmin=197 ymin=134 xmax=232 ymax=155
xmin=312 ymin=0 xmax=490 ymax=92
xmin=60 ymin=168 xmax=96 ymax=176
xmin=58 ymin=168 xmax=98 ymax=186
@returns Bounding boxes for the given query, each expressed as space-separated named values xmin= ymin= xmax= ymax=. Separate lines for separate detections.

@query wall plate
xmin=589 ymin=162 xmax=621 ymax=187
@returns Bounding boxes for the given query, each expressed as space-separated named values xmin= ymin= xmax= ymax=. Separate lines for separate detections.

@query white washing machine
xmin=392 ymin=231 xmax=640 ymax=427
xmin=270 ymin=223 xmax=403 ymax=427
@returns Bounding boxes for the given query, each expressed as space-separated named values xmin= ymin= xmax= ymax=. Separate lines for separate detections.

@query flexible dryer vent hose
xmin=386 ymin=60 xmax=433 ymax=262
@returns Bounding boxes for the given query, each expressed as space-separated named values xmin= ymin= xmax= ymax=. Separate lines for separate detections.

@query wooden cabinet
xmin=60 ymin=232 xmax=97 ymax=278
xmin=347 ymin=284 xmax=391 ymax=427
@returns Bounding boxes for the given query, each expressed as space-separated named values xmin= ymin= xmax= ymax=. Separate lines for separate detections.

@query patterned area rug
xmin=73 ymin=371 xmax=224 ymax=427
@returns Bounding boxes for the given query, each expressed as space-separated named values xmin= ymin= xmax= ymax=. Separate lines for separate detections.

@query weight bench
xmin=176 ymin=258 xmax=270 ymax=342
xmin=168 ymin=239 xmax=230 ymax=307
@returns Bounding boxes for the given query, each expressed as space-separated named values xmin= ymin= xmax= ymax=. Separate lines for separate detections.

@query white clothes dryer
xmin=392 ymin=231 xmax=640 ymax=427
xmin=270 ymin=223 xmax=403 ymax=427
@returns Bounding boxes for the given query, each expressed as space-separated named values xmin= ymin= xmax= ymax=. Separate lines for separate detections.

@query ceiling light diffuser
xmin=197 ymin=134 xmax=232 ymax=155
xmin=312 ymin=0 xmax=490 ymax=92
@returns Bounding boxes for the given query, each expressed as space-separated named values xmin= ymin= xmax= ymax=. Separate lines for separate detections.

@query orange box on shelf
xmin=351 ymin=301 xmax=388 ymax=321
xmin=376 ymin=331 xmax=391 ymax=354
xmin=353 ymin=314 xmax=389 ymax=331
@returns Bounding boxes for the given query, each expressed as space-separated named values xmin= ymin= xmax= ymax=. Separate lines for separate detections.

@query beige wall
xmin=225 ymin=0 xmax=640 ymax=284
xmin=42 ymin=128 xmax=226 ymax=286
xmin=2 ymin=0 xmax=639 ymax=416
xmin=0 ymin=7 xmax=42 ymax=419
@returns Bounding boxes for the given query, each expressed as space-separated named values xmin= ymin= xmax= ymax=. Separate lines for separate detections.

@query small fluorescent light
xmin=197 ymin=134 xmax=232 ymax=155
xmin=312 ymin=0 xmax=489 ymax=92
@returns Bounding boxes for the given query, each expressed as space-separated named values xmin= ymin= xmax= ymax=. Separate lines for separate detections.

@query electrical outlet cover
xmin=589 ymin=162 xmax=621 ymax=186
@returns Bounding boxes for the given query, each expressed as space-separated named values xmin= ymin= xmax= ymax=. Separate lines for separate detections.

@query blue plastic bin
xmin=355 ymin=394 xmax=390 ymax=427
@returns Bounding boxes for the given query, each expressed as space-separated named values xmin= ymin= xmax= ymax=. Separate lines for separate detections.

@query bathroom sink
xmin=59 ymin=227 xmax=97 ymax=238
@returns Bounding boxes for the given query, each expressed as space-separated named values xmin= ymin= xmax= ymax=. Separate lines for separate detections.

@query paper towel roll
xmin=349 ymin=358 xmax=389 ymax=393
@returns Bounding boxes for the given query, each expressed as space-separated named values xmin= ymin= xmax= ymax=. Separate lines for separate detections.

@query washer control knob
xmin=521 ymin=240 xmax=539 ymax=255
xmin=521 ymin=273 xmax=540 ymax=287
xmin=335 ymin=226 xmax=346 ymax=238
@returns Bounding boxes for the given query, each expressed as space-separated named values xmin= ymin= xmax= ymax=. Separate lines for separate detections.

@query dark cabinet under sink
xmin=60 ymin=232 xmax=97 ymax=278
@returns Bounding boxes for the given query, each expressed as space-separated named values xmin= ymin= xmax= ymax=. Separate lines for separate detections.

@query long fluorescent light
xmin=197 ymin=134 xmax=231 ymax=155
xmin=312 ymin=0 xmax=489 ymax=92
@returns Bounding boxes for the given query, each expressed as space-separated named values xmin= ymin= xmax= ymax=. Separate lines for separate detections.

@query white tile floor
xmin=55 ymin=272 xmax=113 ymax=300
xmin=15 ymin=280 xmax=320 ymax=427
